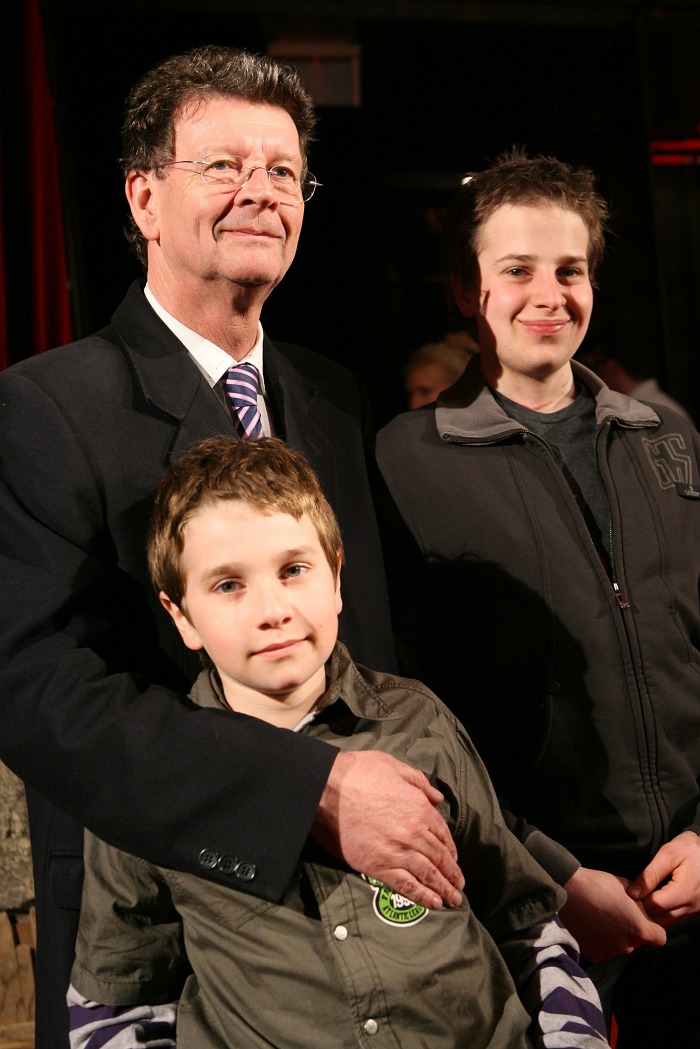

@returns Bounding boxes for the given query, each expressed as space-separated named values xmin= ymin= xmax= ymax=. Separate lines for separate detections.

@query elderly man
xmin=0 ymin=46 xmax=462 ymax=1048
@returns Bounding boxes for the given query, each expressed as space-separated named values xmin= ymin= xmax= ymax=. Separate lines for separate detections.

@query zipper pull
xmin=613 ymin=582 xmax=630 ymax=609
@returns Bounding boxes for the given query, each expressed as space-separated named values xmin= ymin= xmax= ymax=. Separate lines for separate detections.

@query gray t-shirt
xmin=493 ymin=385 xmax=612 ymax=565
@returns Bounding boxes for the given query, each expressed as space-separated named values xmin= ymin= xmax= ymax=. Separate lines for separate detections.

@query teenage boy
xmin=68 ymin=436 xmax=608 ymax=1049
xmin=377 ymin=150 xmax=700 ymax=1047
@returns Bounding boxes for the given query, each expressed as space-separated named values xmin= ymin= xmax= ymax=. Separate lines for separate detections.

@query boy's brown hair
xmin=445 ymin=148 xmax=610 ymax=291
xmin=148 ymin=436 xmax=343 ymax=608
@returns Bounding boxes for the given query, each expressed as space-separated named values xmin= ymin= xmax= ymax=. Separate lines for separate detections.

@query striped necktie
xmin=224 ymin=363 xmax=263 ymax=440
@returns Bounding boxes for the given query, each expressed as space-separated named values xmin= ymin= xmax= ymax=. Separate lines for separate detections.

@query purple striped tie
xmin=224 ymin=363 xmax=263 ymax=440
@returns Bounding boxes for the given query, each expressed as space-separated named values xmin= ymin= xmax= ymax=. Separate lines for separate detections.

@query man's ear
xmin=159 ymin=591 xmax=204 ymax=652
xmin=125 ymin=170 xmax=160 ymax=243
xmin=450 ymin=273 xmax=478 ymax=318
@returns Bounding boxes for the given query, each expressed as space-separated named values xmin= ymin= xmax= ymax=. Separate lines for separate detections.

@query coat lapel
xmin=109 ymin=282 xmax=235 ymax=463
xmin=263 ymin=337 xmax=340 ymax=505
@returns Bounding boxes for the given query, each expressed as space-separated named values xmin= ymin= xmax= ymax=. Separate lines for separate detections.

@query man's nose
xmin=236 ymin=166 xmax=277 ymax=206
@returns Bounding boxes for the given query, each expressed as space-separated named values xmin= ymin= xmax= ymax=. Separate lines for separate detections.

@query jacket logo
xmin=362 ymin=875 xmax=428 ymax=927
xmin=642 ymin=434 xmax=692 ymax=489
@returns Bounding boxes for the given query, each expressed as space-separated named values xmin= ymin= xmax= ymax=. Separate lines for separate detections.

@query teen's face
xmin=163 ymin=502 xmax=341 ymax=715
xmin=131 ymin=96 xmax=305 ymax=297
xmin=455 ymin=204 xmax=593 ymax=382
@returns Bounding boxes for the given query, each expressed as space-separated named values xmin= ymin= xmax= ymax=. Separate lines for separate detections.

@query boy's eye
xmin=283 ymin=564 xmax=307 ymax=579
xmin=506 ymin=267 xmax=527 ymax=277
xmin=215 ymin=580 xmax=240 ymax=593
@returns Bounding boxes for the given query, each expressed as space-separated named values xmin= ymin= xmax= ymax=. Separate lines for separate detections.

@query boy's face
xmin=454 ymin=203 xmax=593 ymax=383
xmin=162 ymin=500 xmax=341 ymax=717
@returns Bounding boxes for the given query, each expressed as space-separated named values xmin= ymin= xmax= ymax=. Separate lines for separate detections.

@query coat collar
xmin=109 ymin=280 xmax=226 ymax=426
xmin=108 ymin=282 xmax=326 ymax=467
xmin=434 ymin=355 xmax=660 ymax=443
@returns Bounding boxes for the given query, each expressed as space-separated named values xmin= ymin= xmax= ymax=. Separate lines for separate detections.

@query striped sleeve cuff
xmin=67 ymin=983 xmax=177 ymax=1049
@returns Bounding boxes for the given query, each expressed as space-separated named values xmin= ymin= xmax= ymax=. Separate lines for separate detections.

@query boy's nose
xmin=255 ymin=581 xmax=293 ymax=627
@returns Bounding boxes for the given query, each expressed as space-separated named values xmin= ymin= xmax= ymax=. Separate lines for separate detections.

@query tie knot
xmin=224 ymin=363 xmax=263 ymax=440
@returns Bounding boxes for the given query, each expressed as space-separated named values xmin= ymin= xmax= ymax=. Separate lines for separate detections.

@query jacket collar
xmin=435 ymin=356 xmax=660 ymax=443
xmin=191 ymin=642 xmax=403 ymax=725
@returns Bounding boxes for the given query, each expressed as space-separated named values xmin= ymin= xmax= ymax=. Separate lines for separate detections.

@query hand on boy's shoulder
xmin=311 ymin=749 xmax=464 ymax=909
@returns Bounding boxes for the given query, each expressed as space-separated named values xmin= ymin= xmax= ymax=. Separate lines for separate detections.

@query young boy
xmin=68 ymin=436 xmax=608 ymax=1049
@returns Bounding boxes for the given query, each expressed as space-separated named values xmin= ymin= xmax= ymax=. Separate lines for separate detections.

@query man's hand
xmin=311 ymin=750 xmax=464 ymax=909
xmin=627 ymin=830 xmax=700 ymax=927
xmin=560 ymin=866 xmax=666 ymax=963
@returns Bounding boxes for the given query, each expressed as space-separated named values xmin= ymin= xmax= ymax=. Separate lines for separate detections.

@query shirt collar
xmin=144 ymin=283 xmax=266 ymax=391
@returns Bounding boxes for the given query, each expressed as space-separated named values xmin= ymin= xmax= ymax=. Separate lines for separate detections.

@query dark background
xmin=4 ymin=0 xmax=700 ymax=425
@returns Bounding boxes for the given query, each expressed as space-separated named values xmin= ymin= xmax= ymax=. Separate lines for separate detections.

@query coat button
xmin=333 ymin=925 xmax=348 ymax=941
xmin=217 ymin=855 xmax=240 ymax=875
xmin=235 ymin=861 xmax=257 ymax=881
xmin=363 ymin=1019 xmax=378 ymax=1035
xmin=198 ymin=848 xmax=219 ymax=870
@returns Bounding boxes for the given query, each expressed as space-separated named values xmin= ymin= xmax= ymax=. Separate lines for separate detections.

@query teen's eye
xmin=505 ymin=266 xmax=528 ymax=277
xmin=283 ymin=564 xmax=308 ymax=580
xmin=558 ymin=267 xmax=585 ymax=280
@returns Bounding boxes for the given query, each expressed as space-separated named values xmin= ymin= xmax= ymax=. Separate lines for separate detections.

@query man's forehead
xmin=174 ymin=95 xmax=301 ymax=152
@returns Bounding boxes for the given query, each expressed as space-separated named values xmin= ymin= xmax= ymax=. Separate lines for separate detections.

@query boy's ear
xmin=159 ymin=591 xmax=204 ymax=652
xmin=451 ymin=273 xmax=478 ymax=318
xmin=335 ymin=555 xmax=343 ymax=616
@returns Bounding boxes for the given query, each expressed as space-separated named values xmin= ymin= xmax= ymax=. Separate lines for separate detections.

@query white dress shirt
xmin=144 ymin=284 xmax=274 ymax=435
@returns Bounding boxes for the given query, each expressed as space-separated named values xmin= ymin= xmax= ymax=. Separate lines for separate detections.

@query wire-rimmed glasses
xmin=160 ymin=154 xmax=321 ymax=203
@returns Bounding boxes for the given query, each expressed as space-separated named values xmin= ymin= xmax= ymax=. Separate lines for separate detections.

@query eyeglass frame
xmin=157 ymin=154 xmax=321 ymax=203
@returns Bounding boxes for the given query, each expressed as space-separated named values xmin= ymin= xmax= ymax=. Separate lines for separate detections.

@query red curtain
xmin=0 ymin=0 xmax=72 ymax=368
xmin=26 ymin=0 xmax=72 ymax=356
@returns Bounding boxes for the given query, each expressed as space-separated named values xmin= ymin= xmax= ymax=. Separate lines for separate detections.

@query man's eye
xmin=269 ymin=165 xmax=297 ymax=182
xmin=207 ymin=157 xmax=241 ymax=173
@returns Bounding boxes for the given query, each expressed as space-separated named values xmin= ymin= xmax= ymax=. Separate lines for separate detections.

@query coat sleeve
xmin=0 ymin=367 xmax=336 ymax=901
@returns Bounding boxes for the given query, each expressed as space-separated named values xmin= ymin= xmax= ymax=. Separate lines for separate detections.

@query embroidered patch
xmin=362 ymin=875 xmax=428 ymax=927
xmin=642 ymin=434 xmax=692 ymax=489
xmin=675 ymin=482 xmax=700 ymax=499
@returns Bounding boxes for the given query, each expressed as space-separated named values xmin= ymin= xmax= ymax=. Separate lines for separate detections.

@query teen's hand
xmin=311 ymin=750 xmax=464 ymax=909
xmin=628 ymin=831 xmax=700 ymax=927
xmin=560 ymin=866 xmax=666 ymax=962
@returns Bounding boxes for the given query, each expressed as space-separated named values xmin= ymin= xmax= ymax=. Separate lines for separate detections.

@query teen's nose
xmin=531 ymin=270 xmax=567 ymax=309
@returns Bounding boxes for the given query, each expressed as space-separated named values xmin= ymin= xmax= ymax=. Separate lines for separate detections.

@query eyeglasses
xmin=160 ymin=154 xmax=321 ymax=203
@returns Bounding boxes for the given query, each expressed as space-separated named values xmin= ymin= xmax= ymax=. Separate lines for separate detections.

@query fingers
xmin=372 ymin=848 xmax=465 ymax=910
xmin=627 ymin=859 xmax=668 ymax=902
xmin=312 ymin=750 xmax=464 ymax=908
xmin=561 ymin=866 xmax=667 ymax=961
xmin=628 ymin=832 xmax=700 ymax=923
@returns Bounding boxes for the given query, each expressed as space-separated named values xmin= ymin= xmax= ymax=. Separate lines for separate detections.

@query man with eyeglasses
xmin=0 ymin=45 xmax=463 ymax=1048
